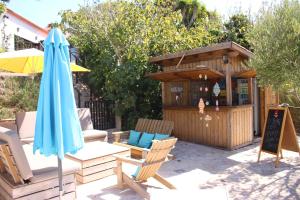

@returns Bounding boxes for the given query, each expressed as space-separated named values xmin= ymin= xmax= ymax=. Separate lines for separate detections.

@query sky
xmin=7 ymin=0 xmax=279 ymax=28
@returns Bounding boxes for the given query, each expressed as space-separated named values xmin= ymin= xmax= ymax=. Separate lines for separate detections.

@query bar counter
xmin=163 ymin=104 xmax=253 ymax=149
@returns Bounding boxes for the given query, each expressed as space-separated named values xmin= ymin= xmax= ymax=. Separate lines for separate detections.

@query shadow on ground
xmin=77 ymin=139 xmax=300 ymax=200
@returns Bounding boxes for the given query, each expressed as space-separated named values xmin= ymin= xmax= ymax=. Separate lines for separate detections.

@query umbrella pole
xmin=58 ymin=157 xmax=64 ymax=199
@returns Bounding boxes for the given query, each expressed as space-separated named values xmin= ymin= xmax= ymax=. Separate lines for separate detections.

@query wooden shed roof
xmin=149 ymin=42 xmax=253 ymax=66
xmin=146 ymin=66 xmax=224 ymax=81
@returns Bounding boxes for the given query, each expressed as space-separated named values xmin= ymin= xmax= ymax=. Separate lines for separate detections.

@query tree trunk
xmin=188 ymin=5 xmax=198 ymax=29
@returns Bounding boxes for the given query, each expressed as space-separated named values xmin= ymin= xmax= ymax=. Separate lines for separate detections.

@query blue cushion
xmin=128 ymin=130 xmax=141 ymax=146
xmin=154 ymin=133 xmax=170 ymax=140
xmin=137 ymin=132 xmax=155 ymax=148
xmin=132 ymin=166 xmax=141 ymax=178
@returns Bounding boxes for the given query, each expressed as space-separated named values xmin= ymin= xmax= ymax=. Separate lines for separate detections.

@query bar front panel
xmin=163 ymin=105 xmax=253 ymax=149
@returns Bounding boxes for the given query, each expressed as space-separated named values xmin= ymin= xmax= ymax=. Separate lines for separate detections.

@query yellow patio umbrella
xmin=0 ymin=48 xmax=90 ymax=74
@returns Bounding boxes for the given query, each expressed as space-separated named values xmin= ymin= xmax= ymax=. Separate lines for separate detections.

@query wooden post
xmin=114 ymin=133 xmax=121 ymax=143
xmin=116 ymin=160 xmax=123 ymax=189
xmin=161 ymin=82 xmax=165 ymax=106
xmin=0 ymin=158 xmax=4 ymax=173
xmin=248 ymin=78 xmax=253 ymax=104
xmin=257 ymin=147 xmax=262 ymax=163
xmin=253 ymin=78 xmax=259 ymax=136
xmin=226 ymin=63 xmax=232 ymax=106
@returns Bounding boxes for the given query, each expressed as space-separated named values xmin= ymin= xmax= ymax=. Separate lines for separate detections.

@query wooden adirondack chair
xmin=114 ymin=137 xmax=177 ymax=200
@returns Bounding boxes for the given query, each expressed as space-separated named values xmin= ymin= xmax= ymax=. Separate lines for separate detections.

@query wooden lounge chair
xmin=0 ymin=126 xmax=78 ymax=200
xmin=113 ymin=118 xmax=174 ymax=159
xmin=15 ymin=108 xmax=108 ymax=144
xmin=114 ymin=137 xmax=177 ymax=200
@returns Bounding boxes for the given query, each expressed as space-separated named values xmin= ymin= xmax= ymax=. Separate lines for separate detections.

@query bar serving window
xmin=232 ymin=78 xmax=249 ymax=106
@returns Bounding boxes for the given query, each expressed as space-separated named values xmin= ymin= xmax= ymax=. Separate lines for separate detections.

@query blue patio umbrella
xmin=33 ymin=28 xmax=84 ymax=198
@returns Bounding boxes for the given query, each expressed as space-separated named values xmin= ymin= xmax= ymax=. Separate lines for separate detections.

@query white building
xmin=0 ymin=8 xmax=48 ymax=51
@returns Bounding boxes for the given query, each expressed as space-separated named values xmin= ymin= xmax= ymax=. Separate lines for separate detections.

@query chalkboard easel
xmin=258 ymin=106 xmax=300 ymax=167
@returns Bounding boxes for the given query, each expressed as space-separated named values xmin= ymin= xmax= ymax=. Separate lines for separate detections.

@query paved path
xmin=77 ymin=139 xmax=300 ymax=200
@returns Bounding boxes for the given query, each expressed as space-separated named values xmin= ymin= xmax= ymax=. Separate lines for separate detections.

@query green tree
xmin=223 ymin=13 xmax=252 ymax=49
xmin=175 ymin=0 xmax=204 ymax=28
xmin=0 ymin=77 xmax=39 ymax=119
xmin=174 ymin=0 xmax=222 ymax=37
xmin=61 ymin=0 xmax=220 ymax=128
xmin=0 ymin=0 xmax=9 ymax=15
xmin=248 ymin=0 xmax=300 ymax=101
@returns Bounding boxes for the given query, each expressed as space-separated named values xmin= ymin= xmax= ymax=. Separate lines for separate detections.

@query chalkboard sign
xmin=258 ymin=107 xmax=299 ymax=167
xmin=261 ymin=109 xmax=285 ymax=154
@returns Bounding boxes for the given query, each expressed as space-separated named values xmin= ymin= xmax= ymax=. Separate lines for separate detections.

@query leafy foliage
xmin=61 ymin=0 xmax=221 ymax=129
xmin=248 ymin=0 xmax=300 ymax=101
xmin=223 ymin=13 xmax=252 ymax=49
xmin=0 ymin=0 xmax=9 ymax=15
xmin=174 ymin=0 xmax=223 ymax=40
xmin=0 ymin=77 xmax=39 ymax=119
xmin=0 ymin=3 xmax=5 ymax=15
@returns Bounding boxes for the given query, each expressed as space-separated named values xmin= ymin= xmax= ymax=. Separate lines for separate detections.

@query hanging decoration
xmin=198 ymin=73 xmax=209 ymax=114
xmin=213 ymin=82 xmax=220 ymax=96
xmin=175 ymin=95 xmax=180 ymax=104
xmin=171 ymin=85 xmax=183 ymax=105
xmin=198 ymin=98 xmax=205 ymax=114
xmin=213 ymin=82 xmax=221 ymax=111
xmin=204 ymin=114 xmax=212 ymax=127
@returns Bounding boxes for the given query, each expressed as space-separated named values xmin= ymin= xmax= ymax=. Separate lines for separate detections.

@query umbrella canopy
xmin=0 ymin=48 xmax=90 ymax=73
xmin=33 ymin=28 xmax=84 ymax=198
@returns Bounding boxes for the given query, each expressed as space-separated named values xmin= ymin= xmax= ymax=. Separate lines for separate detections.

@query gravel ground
xmin=76 ymin=138 xmax=300 ymax=200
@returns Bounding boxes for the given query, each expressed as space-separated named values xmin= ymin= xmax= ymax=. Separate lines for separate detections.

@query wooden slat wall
xmin=259 ymin=87 xmax=280 ymax=135
xmin=163 ymin=106 xmax=253 ymax=149
xmin=229 ymin=106 xmax=253 ymax=149
xmin=163 ymin=56 xmax=247 ymax=74
xmin=164 ymin=108 xmax=229 ymax=148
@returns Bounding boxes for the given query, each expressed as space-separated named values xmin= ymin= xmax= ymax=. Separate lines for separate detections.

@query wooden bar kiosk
xmin=148 ymin=42 xmax=278 ymax=150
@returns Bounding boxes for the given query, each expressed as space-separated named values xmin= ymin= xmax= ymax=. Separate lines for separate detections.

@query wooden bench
xmin=112 ymin=118 xmax=174 ymax=159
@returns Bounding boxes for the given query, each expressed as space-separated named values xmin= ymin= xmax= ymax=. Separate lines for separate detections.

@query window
xmin=14 ymin=35 xmax=42 ymax=51
xmin=190 ymin=80 xmax=212 ymax=106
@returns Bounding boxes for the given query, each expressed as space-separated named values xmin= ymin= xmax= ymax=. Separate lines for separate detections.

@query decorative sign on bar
xmin=258 ymin=106 xmax=300 ymax=167
xmin=170 ymin=86 xmax=183 ymax=93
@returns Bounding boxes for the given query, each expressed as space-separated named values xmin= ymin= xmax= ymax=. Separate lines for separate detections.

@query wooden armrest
xmin=114 ymin=154 xmax=144 ymax=167
xmin=138 ymin=148 xmax=175 ymax=160
xmin=112 ymin=131 xmax=130 ymax=142
xmin=112 ymin=131 xmax=130 ymax=135
xmin=114 ymin=143 xmax=148 ymax=158
xmin=114 ymin=142 xmax=175 ymax=160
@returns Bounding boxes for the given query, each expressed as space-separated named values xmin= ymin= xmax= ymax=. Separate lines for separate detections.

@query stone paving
xmin=76 ymin=138 xmax=300 ymax=200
